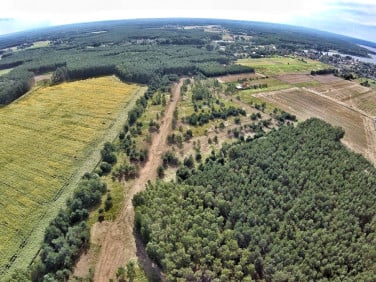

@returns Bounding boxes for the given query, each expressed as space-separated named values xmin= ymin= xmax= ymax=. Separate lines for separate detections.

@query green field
xmin=0 ymin=68 xmax=13 ymax=76
xmin=0 ymin=76 xmax=143 ymax=276
xmin=30 ymin=41 xmax=50 ymax=48
xmin=237 ymin=56 xmax=329 ymax=75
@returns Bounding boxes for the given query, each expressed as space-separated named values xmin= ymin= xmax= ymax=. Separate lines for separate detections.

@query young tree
xmin=157 ymin=165 xmax=165 ymax=178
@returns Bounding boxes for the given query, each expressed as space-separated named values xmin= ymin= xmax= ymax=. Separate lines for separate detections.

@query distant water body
xmin=352 ymin=54 xmax=376 ymax=64
xmin=328 ymin=45 xmax=376 ymax=64
xmin=354 ymin=45 xmax=376 ymax=64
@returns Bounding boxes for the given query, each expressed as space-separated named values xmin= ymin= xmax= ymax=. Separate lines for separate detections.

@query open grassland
xmin=236 ymin=77 xmax=291 ymax=94
xmin=30 ymin=40 xmax=50 ymax=48
xmin=0 ymin=68 xmax=13 ymax=76
xmin=237 ymin=56 xmax=329 ymax=76
xmin=256 ymin=88 xmax=368 ymax=156
xmin=3 ymin=41 xmax=50 ymax=53
xmin=0 ymin=76 xmax=143 ymax=276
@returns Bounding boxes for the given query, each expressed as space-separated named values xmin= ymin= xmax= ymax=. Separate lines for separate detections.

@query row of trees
xmin=134 ymin=118 xmax=376 ymax=281
xmin=310 ymin=68 xmax=338 ymax=75
xmin=32 ymin=173 xmax=107 ymax=281
xmin=186 ymin=106 xmax=246 ymax=126
xmin=198 ymin=63 xmax=254 ymax=77
xmin=0 ymin=69 xmax=34 ymax=104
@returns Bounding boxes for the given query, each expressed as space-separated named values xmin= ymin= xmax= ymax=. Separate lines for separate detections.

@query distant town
xmin=299 ymin=49 xmax=376 ymax=81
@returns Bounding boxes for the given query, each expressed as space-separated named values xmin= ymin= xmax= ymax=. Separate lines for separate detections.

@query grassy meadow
xmin=0 ymin=68 xmax=13 ymax=76
xmin=0 ymin=76 xmax=143 ymax=276
xmin=237 ymin=56 xmax=329 ymax=76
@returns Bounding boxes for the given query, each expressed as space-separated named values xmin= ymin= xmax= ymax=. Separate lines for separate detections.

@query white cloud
xmin=0 ymin=0 xmax=331 ymax=25
xmin=1 ymin=0 xmax=375 ymax=41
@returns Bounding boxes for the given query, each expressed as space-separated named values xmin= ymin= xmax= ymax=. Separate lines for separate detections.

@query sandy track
xmin=364 ymin=117 xmax=376 ymax=165
xmin=92 ymin=79 xmax=183 ymax=282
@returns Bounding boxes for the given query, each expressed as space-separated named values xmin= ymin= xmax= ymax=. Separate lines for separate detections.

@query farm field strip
xmin=351 ymin=91 xmax=376 ymax=116
xmin=276 ymin=73 xmax=316 ymax=84
xmin=1 ymin=128 xmax=88 ymax=152
xmin=0 ymin=112 xmax=111 ymax=132
xmin=2 ymin=162 xmax=66 ymax=186
xmin=0 ymin=76 xmax=142 ymax=276
xmin=307 ymin=85 xmax=376 ymax=116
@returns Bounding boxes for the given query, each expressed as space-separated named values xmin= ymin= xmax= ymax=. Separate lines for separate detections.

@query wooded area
xmin=134 ymin=119 xmax=376 ymax=281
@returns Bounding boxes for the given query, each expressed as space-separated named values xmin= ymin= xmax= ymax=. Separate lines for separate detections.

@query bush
xmin=157 ymin=165 xmax=165 ymax=178
xmin=105 ymin=194 xmax=113 ymax=211
xmin=100 ymin=162 xmax=112 ymax=174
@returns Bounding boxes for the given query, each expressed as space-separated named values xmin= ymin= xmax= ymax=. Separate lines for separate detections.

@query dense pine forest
xmin=134 ymin=119 xmax=376 ymax=281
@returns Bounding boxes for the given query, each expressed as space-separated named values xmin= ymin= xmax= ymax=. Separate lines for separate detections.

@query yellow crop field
xmin=0 ymin=76 xmax=144 ymax=276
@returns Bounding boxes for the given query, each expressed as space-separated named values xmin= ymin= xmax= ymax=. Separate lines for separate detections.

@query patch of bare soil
xmin=90 ymin=79 xmax=184 ymax=282
xmin=73 ymin=221 xmax=112 ymax=278
xmin=277 ymin=73 xmax=315 ymax=84
xmin=216 ymin=72 xmax=265 ymax=83
xmin=34 ymin=74 xmax=52 ymax=82
xmin=363 ymin=117 xmax=376 ymax=165
xmin=311 ymin=74 xmax=343 ymax=84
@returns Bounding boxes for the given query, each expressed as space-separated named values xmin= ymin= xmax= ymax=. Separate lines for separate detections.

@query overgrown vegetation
xmin=0 ymin=68 xmax=33 ymax=104
xmin=32 ymin=173 xmax=106 ymax=281
xmin=134 ymin=119 xmax=376 ymax=281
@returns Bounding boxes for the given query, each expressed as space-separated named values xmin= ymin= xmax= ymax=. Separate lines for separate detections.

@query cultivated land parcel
xmin=0 ymin=76 xmax=143 ymax=275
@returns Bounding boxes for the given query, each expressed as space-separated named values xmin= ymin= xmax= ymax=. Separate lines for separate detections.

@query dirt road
xmin=93 ymin=79 xmax=184 ymax=281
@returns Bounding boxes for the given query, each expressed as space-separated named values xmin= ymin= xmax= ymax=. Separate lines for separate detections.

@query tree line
xmin=31 ymin=173 xmax=107 ymax=281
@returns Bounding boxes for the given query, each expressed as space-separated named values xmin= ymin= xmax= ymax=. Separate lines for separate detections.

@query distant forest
xmin=134 ymin=119 xmax=376 ymax=281
xmin=0 ymin=18 xmax=373 ymax=104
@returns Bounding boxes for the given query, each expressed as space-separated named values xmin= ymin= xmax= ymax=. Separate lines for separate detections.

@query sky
xmin=1 ymin=0 xmax=375 ymax=42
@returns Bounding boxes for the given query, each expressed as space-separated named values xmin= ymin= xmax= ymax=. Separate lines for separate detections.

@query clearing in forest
xmin=0 ymin=76 xmax=143 ymax=276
